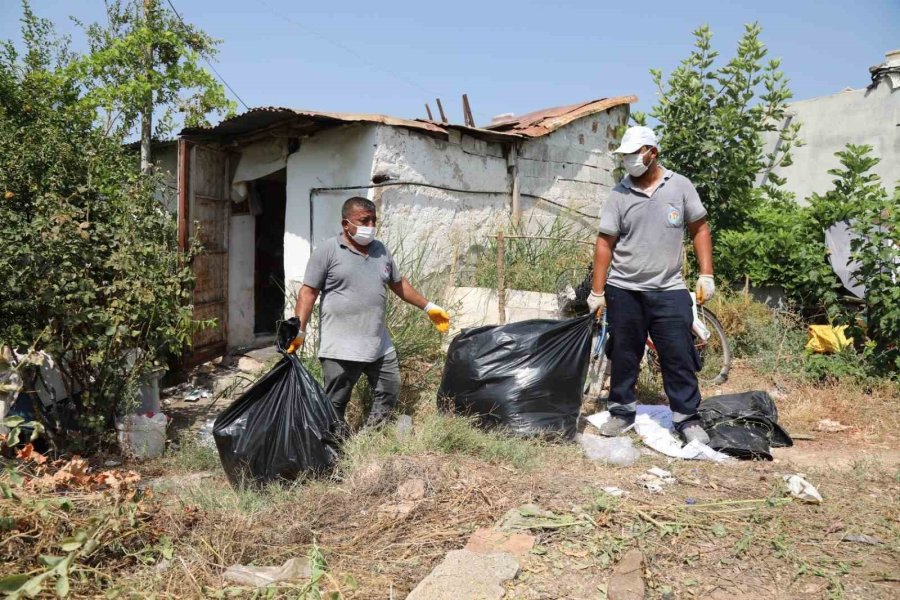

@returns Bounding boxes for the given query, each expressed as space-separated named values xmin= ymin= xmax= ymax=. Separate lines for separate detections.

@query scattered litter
xmin=602 ymin=486 xmax=627 ymax=497
xmin=840 ymin=534 xmax=885 ymax=546
xmin=223 ymin=557 xmax=311 ymax=588
xmin=578 ymin=433 xmax=641 ymax=466
xmin=103 ymin=459 xmax=122 ymax=468
xmin=637 ymin=467 xmax=676 ymax=494
xmin=783 ymin=474 xmax=823 ymax=504
xmin=806 ymin=324 xmax=853 ymax=354
xmin=588 ymin=410 xmax=733 ymax=463
xmin=198 ymin=419 xmax=216 ymax=449
xmin=685 ymin=498 xmax=696 ymax=505
xmin=815 ymin=419 xmax=850 ymax=433
xmin=184 ymin=387 xmax=211 ymax=402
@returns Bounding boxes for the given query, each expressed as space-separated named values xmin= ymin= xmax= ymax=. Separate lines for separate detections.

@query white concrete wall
xmin=517 ymin=104 xmax=629 ymax=228
xmin=228 ymin=214 xmax=256 ymax=348
xmin=762 ymin=78 xmax=899 ymax=202
xmin=284 ymin=124 xmax=379 ymax=301
xmin=371 ymin=125 xmax=510 ymax=274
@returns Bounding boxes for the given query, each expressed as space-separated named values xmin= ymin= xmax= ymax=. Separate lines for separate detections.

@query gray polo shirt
xmin=303 ymin=234 xmax=402 ymax=362
xmin=598 ymin=169 xmax=707 ymax=291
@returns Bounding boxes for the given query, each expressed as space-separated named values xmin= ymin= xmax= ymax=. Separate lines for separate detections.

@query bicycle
xmin=555 ymin=266 xmax=732 ymax=401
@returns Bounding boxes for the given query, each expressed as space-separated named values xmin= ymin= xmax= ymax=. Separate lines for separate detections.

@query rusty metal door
xmin=179 ymin=141 xmax=230 ymax=365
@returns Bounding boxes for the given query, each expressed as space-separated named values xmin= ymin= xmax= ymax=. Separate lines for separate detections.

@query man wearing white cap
xmin=587 ymin=126 xmax=715 ymax=443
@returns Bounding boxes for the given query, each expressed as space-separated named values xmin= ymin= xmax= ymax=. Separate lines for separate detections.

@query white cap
xmin=612 ymin=126 xmax=658 ymax=154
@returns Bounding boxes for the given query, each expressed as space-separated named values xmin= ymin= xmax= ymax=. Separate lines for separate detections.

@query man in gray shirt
xmin=587 ymin=126 xmax=715 ymax=443
xmin=289 ymin=197 xmax=450 ymax=431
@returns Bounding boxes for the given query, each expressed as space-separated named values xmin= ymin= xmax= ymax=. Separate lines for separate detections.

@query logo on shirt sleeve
xmin=666 ymin=204 xmax=683 ymax=227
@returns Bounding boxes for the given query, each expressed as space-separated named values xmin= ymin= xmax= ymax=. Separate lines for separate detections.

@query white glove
xmin=695 ymin=274 xmax=715 ymax=304
xmin=587 ymin=290 xmax=606 ymax=315
xmin=423 ymin=301 xmax=450 ymax=333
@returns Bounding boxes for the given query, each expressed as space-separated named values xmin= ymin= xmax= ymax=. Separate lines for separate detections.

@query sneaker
xmin=598 ymin=414 xmax=635 ymax=437
xmin=680 ymin=422 xmax=710 ymax=445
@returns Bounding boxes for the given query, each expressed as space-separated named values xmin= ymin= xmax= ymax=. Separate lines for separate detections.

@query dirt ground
xmin=2 ymin=354 xmax=898 ymax=599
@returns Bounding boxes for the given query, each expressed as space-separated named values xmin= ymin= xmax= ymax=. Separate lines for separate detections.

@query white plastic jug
xmin=117 ymin=412 xmax=168 ymax=459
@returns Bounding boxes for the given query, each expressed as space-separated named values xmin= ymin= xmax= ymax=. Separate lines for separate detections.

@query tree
xmin=76 ymin=0 xmax=236 ymax=171
xmin=634 ymin=24 xmax=801 ymax=234
xmin=0 ymin=4 xmax=203 ymax=449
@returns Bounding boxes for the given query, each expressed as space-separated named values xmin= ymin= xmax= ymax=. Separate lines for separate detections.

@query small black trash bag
xmin=698 ymin=391 xmax=793 ymax=461
xmin=437 ymin=315 xmax=594 ymax=440
xmin=213 ymin=318 xmax=341 ymax=487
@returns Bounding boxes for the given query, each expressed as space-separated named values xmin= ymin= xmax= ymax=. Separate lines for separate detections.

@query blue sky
xmin=2 ymin=0 xmax=898 ymax=126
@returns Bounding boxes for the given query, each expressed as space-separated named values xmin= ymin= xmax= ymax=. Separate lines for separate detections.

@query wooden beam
xmin=435 ymin=98 xmax=448 ymax=124
xmin=177 ymin=138 xmax=191 ymax=250
xmin=425 ymin=103 xmax=434 ymax=121
xmin=462 ymin=94 xmax=475 ymax=127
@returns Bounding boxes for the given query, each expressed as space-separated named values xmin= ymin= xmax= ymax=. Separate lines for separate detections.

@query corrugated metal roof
xmin=484 ymin=96 xmax=637 ymax=136
xmin=179 ymin=97 xmax=637 ymax=142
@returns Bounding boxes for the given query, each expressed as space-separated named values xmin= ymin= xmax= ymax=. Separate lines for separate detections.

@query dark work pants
xmin=606 ymin=285 xmax=701 ymax=429
xmin=321 ymin=352 xmax=401 ymax=428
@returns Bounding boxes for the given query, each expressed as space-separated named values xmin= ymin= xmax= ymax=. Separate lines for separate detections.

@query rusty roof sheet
xmin=180 ymin=107 xmax=449 ymax=141
xmin=485 ymin=96 xmax=637 ymax=137
xmin=180 ymin=97 xmax=637 ymax=143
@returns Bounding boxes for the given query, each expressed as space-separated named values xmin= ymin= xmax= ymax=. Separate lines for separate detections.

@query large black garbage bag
xmin=698 ymin=391 xmax=793 ymax=460
xmin=437 ymin=315 xmax=594 ymax=440
xmin=213 ymin=319 xmax=341 ymax=487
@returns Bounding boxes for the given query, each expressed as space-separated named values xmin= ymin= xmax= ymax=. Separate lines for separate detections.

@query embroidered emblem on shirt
xmin=666 ymin=205 xmax=682 ymax=227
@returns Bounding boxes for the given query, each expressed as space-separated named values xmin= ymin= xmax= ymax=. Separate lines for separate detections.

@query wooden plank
xmin=425 ymin=103 xmax=434 ymax=121
xmin=462 ymin=94 xmax=475 ymax=127
xmin=177 ymin=139 xmax=191 ymax=250
xmin=436 ymin=98 xmax=448 ymax=124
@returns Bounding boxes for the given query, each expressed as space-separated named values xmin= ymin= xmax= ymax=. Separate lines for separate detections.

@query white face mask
xmin=347 ymin=221 xmax=376 ymax=246
xmin=623 ymin=149 xmax=651 ymax=177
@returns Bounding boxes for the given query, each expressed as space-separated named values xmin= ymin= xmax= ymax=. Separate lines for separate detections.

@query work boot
xmin=680 ymin=422 xmax=710 ymax=445
xmin=598 ymin=414 xmax=635 ymax=437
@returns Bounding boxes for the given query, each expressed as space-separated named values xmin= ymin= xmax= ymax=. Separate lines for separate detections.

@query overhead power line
xmin=253 ymin=0 xmax=436 ymax=98
xmin=164 ymin=0 xmax=250 ymax=110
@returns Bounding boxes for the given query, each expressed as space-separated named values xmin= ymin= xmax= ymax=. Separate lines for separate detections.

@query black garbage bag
xmin=437 ymin=315 xmax=594 ymax=440
xmin=698 ymin=391 xmax=793 ymax=460
xmin=213 ymin=318 xmax=341 ymax=487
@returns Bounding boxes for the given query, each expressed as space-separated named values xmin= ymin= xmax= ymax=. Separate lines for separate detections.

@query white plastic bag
xmin=578 ymin=433 xmax=641 ymax=466
xmin=117 ymin=412 xmax=168 ymax=459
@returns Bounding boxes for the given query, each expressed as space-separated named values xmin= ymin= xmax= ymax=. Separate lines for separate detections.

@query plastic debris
xmin=602 ymin=486 xmax=627 ymax=497
xmin=805 ymin=324 xmax=853 ymax=354
xmin=198 ymin=419 xmax=216 ymax=449
xmin=184 ymin=387 xmax=211 ymax=402
xmin=578 ymin=433 xmax=641 ymax=466
xmin=783 ymin=474 xmax=823 ymax=503
xmin=637 ymin=467 xmax=676 ymax=494
xmin=587 ymin=409 xmax=733 ymax=463
xmin=116 ymin=412 xmax=168 ymax=459
xmin=223 ymin=557 xmax=311 ymax=587
xmin=396 ymin=414 xmax=413 ymax=436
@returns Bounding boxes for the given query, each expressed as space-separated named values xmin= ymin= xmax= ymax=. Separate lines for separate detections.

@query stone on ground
xmin=465 ymin=527 xmax=535 ymax=558
xmin=608 ymin=549 xmax=645 ymax=600
xmin=405 ymin=549 xmax=519 ymax=600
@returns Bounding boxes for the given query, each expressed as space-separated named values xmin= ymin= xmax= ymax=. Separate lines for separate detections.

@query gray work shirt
xmin=303 ymin=234 xmax=402 ymax=362
xmin=598 ymin=169 xmax=707 ymax=291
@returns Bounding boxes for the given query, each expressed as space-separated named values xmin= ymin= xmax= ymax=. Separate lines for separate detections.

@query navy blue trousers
xmin=605 ymin=285 xmax=701 ymax=429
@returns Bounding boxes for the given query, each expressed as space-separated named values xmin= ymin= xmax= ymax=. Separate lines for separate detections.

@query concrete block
xmin=405 ymin=549 xmax=519 ymax=600
xmin=608 ymin=549 xmax=645 ymax=600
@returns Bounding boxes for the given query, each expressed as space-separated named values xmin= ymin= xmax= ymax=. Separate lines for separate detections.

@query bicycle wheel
xmin=644 ymin=306 xmax=732 ymax=387
xmin=695 ymin=307 xmax=731 ymax=385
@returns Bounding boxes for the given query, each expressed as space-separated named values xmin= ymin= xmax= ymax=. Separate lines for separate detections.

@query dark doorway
xmin=254 ymin=171 xmax=286 ymax=335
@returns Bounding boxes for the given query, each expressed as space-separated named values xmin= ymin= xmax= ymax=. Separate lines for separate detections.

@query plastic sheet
xmin=213 ymin=319 xmax=341 ymax=487
xmin=698 ymin=391 xmax=793 ymax=461
xmin=437 ymin=315 xmax=594 ymax=439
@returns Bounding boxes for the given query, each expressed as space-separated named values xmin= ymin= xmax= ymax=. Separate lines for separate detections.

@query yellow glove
xmin=286 ymin=330 xmax=305 ymax=354
xmin=423 ymin=302 xmax=450 ymax=334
